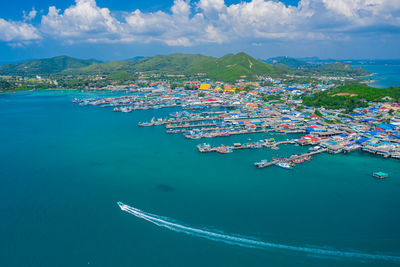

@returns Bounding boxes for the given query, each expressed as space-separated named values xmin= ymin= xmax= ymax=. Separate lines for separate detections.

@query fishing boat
xmin=218 ymin=132 xmax=230 ymax=137
xmin=254 ymin=160 xmax=269 ymax=168
xmin=217 ymin=146 xmax=233 ymax=154
xmin=391 ymin=153 xmax=400 ymax=159
xmin=197 ymin=143 xmax=211 ymax=152
xmin=186 ymin=134 xmax=201 ymax=139
xmin=154 ymin=119 xmax=165 ymax=125
xmin=203 ymin=132 xmax=212 ymax=138
xmin=254 ymin=142 xmax=263 ymax=148
xmin=292 ymin=158 xmax=304 ymax=164
xmin=373 ymin=172 xmax=388 ymax=179
xmin=138 ymin=122 xmax=154 ymax=127
xmin=275 ymin=162 xmax=293 ymax=169
xmin=120 ymin=106 xmax=132 ymax=113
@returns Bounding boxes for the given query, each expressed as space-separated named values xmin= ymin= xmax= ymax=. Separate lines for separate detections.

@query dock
xmin=254 ymin=149 xmax=327 ymax=168
xmin=166 ymin=123 xmax=219 ymax=129
xmin=197 ymin=140 xmax=297 ymax=153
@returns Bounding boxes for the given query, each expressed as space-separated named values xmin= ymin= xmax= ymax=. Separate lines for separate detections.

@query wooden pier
xmin=255 ymin=149 xmax=327 ymax=168
xmin=197 ymin=140 xmax=297 ymax=153
xmin=166 ymin=123 xmax=219 ymax=129
xmin=168 ymin=116 xmax=221 ymax=123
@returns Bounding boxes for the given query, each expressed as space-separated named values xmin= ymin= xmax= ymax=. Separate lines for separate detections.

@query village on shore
xmin=73 ymin=76 xmax=400 ymax=173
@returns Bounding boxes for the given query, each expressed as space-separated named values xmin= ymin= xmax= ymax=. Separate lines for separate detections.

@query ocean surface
xmin=1 ymin=90 xmax=400 ymax=267
xmin=352 ymin=64 xmax=400 ymax=88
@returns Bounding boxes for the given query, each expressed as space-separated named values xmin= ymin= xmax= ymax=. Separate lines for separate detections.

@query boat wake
xmin=117 ymin=202 xmax=400 ymax=263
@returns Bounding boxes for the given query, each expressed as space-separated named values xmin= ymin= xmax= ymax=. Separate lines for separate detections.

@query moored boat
xmin=275 ymin=162 xmax=293 ymax=169
xmin=292 ymin=158 xmax=304 ymax=164
xmin=138 ymin=122 xmax=154 ymax=127
xmin=216 ymin=146 xmax=233 ymax=154
xmin=309 ymin=146 xmax=320 ymax=151
xmin=197 ymin=143 xmax=211 ymax=152
xmin=254 ymin=160 xmax=269 ymax=168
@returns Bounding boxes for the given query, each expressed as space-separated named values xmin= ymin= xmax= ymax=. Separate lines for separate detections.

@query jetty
xmin=254 ymin=149 xmax=327 ymax=168
xmin=197 ymin=140 xmax=296 ymax=153
xmin=166 ymin=122 xmax=219 ymax=129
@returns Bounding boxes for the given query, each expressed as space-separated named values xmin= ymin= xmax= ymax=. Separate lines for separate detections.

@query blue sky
xmin=0 ymin=0 xmax=399 ymax=62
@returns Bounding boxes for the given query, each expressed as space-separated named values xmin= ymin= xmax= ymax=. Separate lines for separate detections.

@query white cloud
xmin=41 ymin=0 xmax=122 ymax=39
xmin=0 ymin=18 xmax=41 ymax=42
xmin=197 ymin=0 xmax=226 ymax=17
xmin=0 ymin=0 xmax=399 ymax=46
xmin=23 ymin=8 xmax=37 ymax=21
xmin=320 ymin=0 xmax=400 ymax=27
xmin=124 ymin=0 xmax=219 ymax=46
xmin=223 ymin=0 xmax=304 ymax=39
xmin=171 ymin=0 xmax=191 ymax=17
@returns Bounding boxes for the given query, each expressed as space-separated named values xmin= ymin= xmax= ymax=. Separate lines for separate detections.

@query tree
xmin=0 ymin=79 xmax=15 ymax=91
xmin=314 ymin=110 xmax=323 ymax=117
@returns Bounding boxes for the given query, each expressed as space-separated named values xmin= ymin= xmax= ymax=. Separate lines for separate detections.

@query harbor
xmin=72 ymin=85 xmax=400 ymax=170
xmin=2 ymin=87 xmax=400 ymax=267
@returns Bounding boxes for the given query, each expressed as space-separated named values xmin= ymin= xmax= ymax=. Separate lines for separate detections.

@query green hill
xmin=64 ymin=61 xmax=133 ymax=75
xmin=64 ymin=53 xmax=215 ymax=75
xmin=0 ymin=56 xmax=100 ymax=75
xmin=63 ymin=52 xmax=287 ymax=81
xmin=0 ymin=54 xmax=369 ymax=80
xmin=313 ymin=62 xmax=369 ymax=76
xmin=265 ymin=57 xmax=369 ymax=77
xmin=186 ymin=52 xmax=289 ymax=81
xmin=1 ymin=53 xmax=367 ymax=81
xmin=125 ymin=56 xmax=147 ymax=61
xmin=132 ymin=53 xmax=214 ymax=73
xmin=265 ymin=56 xmax=311 ymax=69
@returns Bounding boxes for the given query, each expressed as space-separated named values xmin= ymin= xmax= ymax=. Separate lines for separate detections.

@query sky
xmin=0 ymin=0 xmax=399 ymax=62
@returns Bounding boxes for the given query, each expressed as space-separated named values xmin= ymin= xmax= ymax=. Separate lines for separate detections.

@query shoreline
xmin=0 ymin=87 xmax=123 ymax=95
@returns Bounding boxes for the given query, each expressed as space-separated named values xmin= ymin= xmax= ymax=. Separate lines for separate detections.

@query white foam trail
xmin=118 ymin=202 xmax=400 ymax=263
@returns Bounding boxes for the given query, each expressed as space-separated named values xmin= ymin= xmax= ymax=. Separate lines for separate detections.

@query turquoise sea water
xmin=1 ymin=90 xmax=400 ymax=267
xmin=352 ymin=64 xmax=400 ymax=88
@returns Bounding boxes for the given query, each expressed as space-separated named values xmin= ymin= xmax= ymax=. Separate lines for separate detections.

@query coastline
xmin=0 ymin=87 xmax=118 ymax=94
xmin=352 ymin=64 xmax=400 ymax=88
xmin=1 ymin=90 xmax=400 ymax=267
